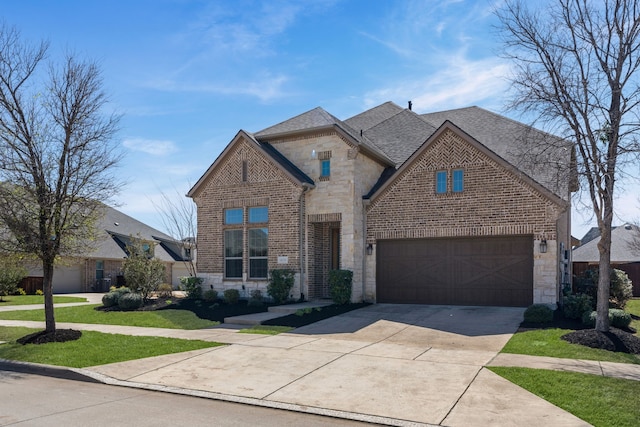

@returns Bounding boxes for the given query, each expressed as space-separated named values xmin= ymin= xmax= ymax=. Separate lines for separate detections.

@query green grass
xmin=239 ymin=325 xmax=293 ymax=335
xmin=501 ymin=327 xmax=640 ymax=364
xmin=0 ymin=326 xmax=222 ymax=368
xmin=489 ymin=367 xmax=640 ymax=427
xmin=0 ymin=295 xmax=87 ymax=305
xmin=501 ymin=298 xmax=640 ymax=364
xmin=0 ymin=304 xmax=219 ymax=330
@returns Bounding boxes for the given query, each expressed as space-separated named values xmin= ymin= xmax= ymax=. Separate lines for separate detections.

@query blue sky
xmin=2 ymin=0 xmax=637 ymax=239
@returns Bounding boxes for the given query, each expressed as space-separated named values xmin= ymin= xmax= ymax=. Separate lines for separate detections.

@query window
xmin=223 ymin=206 xmax=269 ymax=279
xmin=453 ymin=169 xmax=464 ymax=192
xmin=248 ymin=206 xmax=268 ymax=223
xmin=96 ymin=260 xmax=104 ymax=280
xmin=249 ymin=228 xmax=268 ymax=278
xmin=321 ymin=159 xmax=330 ymax=177
xmin=224 ymin=229 xmax=243 ymax=278
xmin=224 ymin=208 xmax=243 ymax=224
xmin=436 ymin=170 xmax=447 ymax=194
xmin=242 ymin=160 xmax=248 ymax=182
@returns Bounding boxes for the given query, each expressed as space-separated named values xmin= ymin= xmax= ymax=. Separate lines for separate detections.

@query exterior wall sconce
xmin=539 ymin=239 xmax=547 ymax=253
xmin=366 ymin=243 xmax=373 ymax=255
xmin=311 ymin=149 xmax=317 ymax=159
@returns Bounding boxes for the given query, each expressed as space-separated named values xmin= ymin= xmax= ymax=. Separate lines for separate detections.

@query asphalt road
xmin=0 ymin=371 xmax=374 ymax=427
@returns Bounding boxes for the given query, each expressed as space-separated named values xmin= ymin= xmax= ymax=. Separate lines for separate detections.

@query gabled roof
xmin=362 ymin=109 xmax=437 ymax=165
xmin=91 ymin=205 xmax=186 ymax=262
xmin=421 ymin=106 xmax=572 ymax=199
xmin=344 ymin=101 xmax=405 ymax=133
xmin=365 ymin=120 xmax=568 ymax=207
xmin=573 ymin=224 xmax=640 ymax=263
xmin=187 ymin=130 xmax=314 ymax=199
xmin=254 ymin=107 xmax=395 ymax=166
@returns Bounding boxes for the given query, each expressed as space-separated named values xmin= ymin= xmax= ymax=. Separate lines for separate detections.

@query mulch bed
xmin=261 ymin=303 xmax=370 ymax=328
xmin=156 ymin=298 xmax=272 ymax=322
xmin=561 ymin=328 xmax=640 ymax=354
xmin=520 ymin=309 xmax=640 ymax=355
xmin=17 ymin=329 xmax=82 ymax=345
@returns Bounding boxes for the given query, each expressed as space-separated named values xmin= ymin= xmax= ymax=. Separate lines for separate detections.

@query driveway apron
xmin=87 ymin=304 xmax=588 ymax=426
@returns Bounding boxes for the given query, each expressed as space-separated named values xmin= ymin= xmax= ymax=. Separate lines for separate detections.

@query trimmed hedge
xmin=329 ymin=269 xmax=353 ymax=305
xmin=523 ymin=304 xmax=554 ymax=324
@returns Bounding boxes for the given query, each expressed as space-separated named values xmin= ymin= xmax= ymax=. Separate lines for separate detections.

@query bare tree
xmin=0 ymin=24 xmax=122 ymax=334
xmin=151 ymin=187 xmax=197 ymax=277
xmin=497 ymin=0 xmax=640 ymax=332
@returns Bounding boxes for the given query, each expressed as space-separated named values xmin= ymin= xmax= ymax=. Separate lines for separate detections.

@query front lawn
xmin=0 ymin=295 xmax=87 ymax=306
xmin=489 ymin=367 xmax=640 ymax=427
xmin=0 ymin=326 xmax=222 ymax=368
xmin=502 ymin=298 xmax=640 ymax=364
xmin=0 ymin=304 xmax=218 ymax=330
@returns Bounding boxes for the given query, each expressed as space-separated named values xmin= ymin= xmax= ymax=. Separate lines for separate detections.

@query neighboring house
xmin=23 ymin=205 xmax=192 ymax=293
xmin=572 ymin=223 xmax=640 ymax=296
xmin=188 ymin=101 xmax=575 ymax=307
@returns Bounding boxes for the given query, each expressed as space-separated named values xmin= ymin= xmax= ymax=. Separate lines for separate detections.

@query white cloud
xmin=123 ymin=138 xmax=178 ymax=156
xmin=364 ymin=55 xmax=511 ymax=112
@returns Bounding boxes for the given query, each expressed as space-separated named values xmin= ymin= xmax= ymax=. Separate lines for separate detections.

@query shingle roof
xmin=254 ymin=107 xmax=394 ymax=165
xmin=91 ymin=205 xmax=186 ymax=262
xmin=344 ymin=101 xmax=405 ymax=133
xmin=572 ymin=224 xmax=640 ymax=263
xmin=421 ymin=106 xmax=572 ymax=199
xmin=362 ymin=110 xmax=437 ymax=165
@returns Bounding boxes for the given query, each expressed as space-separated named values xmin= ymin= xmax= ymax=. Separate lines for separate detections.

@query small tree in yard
xmin=0 ymin=24 xmax=122 ymax=334
xmin=0 ymin=255 xmax=28 ymax=301
xmin=122 ymin=236 xmax=165 ymax=303
xmin=497 ymin=0 xmax=640 ymax=331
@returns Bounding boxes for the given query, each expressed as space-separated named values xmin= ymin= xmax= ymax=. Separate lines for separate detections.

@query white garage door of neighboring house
xmin=376 ymin=235 xmax=533 ymax=307
xmin=53 ymin=264 xmax=83 ymax=293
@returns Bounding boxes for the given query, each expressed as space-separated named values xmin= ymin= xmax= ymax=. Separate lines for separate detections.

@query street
xmin=0 ymin=371 xmax=374 ymax=427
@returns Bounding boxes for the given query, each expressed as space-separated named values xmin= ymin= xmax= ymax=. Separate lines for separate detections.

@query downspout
xmin=299 ymin=183 xmax=311 ymax=301
xmin=362 ymin=199 xmax=370 ymax=303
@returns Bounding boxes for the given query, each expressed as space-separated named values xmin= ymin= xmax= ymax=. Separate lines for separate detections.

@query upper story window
xmin=224 ymin=208 xmax=243 ymax=224
xmin=452 ymin=169 xmax=464 ymax=192
xmin=436 ymin=170 xmax=447 ymax=194
xmin=321 ymin=159 xmax=331 ymax=177
xmin=248 ymin=206 xmax=268 ymax=223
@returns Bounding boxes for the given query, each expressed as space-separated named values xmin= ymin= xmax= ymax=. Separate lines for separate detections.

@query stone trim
xmin=317 ymin=150 xmax=332 ymax=160
xmin=223 ymin=197 xmax=270 ymax=208
xmin=308 ymin=212 xmax=342 ymax=223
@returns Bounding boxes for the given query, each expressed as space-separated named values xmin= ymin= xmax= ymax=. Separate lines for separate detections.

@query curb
xmin=0 ymin=359 xmax=102 ymax=383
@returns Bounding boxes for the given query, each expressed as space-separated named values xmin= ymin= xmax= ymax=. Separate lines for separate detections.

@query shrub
xmin=267 ymin=269 xmax=295 ymax=304
xmin=157 ymin=283 xmax=173 ymax=298
xmin=15 ymin=287 xmax=26 ymax=296
xmin=118 ymin=292 xmax=143 ymax=311
xmin=329 ymin=269 xmax=353 ymax=304
xmin=523 ymin=304 xmax=554 ymax=324
xmin=574 ymin=268 xmax=634 ymax=308
xmin=582 ymin=309 xmax=632 ymax=328
xmin=610 ymin=269 xmax=633 ymax=309
xmin=113 ymin=286 xmax=131 ymax=295
xmin=609 ymin=308 xmax=632 ymax=328
xmin=35 ymin=289 xmax=43 ymax=296
xmin=223 ymin=288 xmax=240 ymax=305
xmin=101 ymin=292 xmax=120 ymax=308
xmin=248 ymin=289 xmax=264 ymax=307
xmin=179 ymin=276 xmax=203 ymax=300
xmin=0 ymin=256 xmax=27 ymax=300
xmin=203 ymin=289 xmax=218 ymax=302
xmin=562 ymin=293 xmax=593 ymax=319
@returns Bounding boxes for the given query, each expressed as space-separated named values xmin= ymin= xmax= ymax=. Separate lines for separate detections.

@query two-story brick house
xmin=188 ymin=101 xmax=574 ymax=307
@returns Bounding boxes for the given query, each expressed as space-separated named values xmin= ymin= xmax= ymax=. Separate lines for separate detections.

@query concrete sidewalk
xmin=2 ymin=303 xmax=621 ymax=426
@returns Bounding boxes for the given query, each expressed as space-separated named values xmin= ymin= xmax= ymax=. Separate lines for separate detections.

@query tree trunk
xmin=42 ymin=259 xmax=56 ymax=333
xmin=595 ymin=221 xmax=612 ymax=332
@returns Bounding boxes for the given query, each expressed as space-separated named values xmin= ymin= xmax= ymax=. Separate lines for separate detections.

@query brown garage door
xmin=376 ymin=235 xmax=533 ymax=307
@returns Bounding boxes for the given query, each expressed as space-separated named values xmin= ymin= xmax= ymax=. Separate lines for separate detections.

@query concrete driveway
xmin=86 ymin=304 xmax=588 ymax=426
